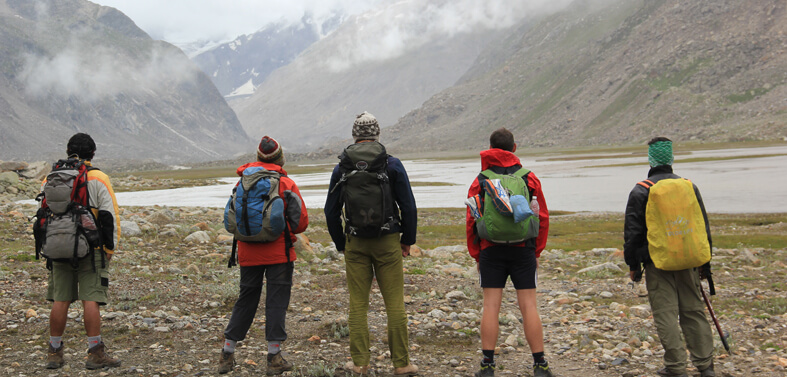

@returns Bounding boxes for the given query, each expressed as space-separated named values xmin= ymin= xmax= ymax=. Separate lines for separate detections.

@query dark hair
xmin=66 ymin=133 xmax=96 ymax=160
xmin=648 ymin=136 xmax=672 ymax=145
xmin=489 ymin=128 xmax=515 ymax=151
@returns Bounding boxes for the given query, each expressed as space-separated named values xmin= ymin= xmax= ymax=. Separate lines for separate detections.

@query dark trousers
xmin=224 ymin=262 xmax=293 ymax=342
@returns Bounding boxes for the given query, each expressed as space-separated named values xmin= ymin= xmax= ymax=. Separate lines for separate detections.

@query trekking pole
xmin=700 ymin=283 xmax=730 ymax=354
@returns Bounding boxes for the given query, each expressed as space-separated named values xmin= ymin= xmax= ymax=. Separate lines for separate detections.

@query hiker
xmin=218 ymin=136 xmax=309 ymax=375
xmin=324 ymin=112 xmax=419 ymax=376
xmin=40 ymin=133 xmax=122 ymax=370
xmin=465 ymin=128 xmax=553 ymax=377
xmin=624 ymin=137 xmax=715 ymax=377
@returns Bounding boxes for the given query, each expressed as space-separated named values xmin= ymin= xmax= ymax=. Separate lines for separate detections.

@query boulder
xmin=18 ymin=161 xmax=50 ymax=180
xmin=0 ymin=171 xmax=18 ymax=185
xmin=578 ymin=262 xmax=624 ymax=274
xmin=0 ymin=161 xmax=28 ymax=171
xmin=184 ymin=231 xmax=211 ymax=243
xmin=121 ymin=221 xmax=142 ymax=237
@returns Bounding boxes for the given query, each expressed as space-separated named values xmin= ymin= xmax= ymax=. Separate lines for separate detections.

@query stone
xmin=146 ymin=210 xmax=175 ymax=226
xmin=25 ymin=309 xmax=37 ymax=318
xmin=445 ymin=290 xmax=468 ymax=301
xmin=121 ymin=221 xmax=142 ymax=237
xmin=0 ymin=161 xmax=27 ymax=171
xmin=294 ymin=233 xmax=315 ymax=259
xmin=578 ymin=262 xmax=623 ymax=274
xmin=409 ymin=244 xmax=423 ymax=257
xmin=428 ymin=309 xmax=446 ymax=319
xmin=504 ymin=334 xmax=518 ymax=347
xmin=184 ymin=231 xmax=210 ymax=243
xmin=630 ymin=304 xmax=651 ymax=318
xmin=427 ymin=245 xmax=466 ymax=258
xmin=18 ymin=161 xmax=50 ymax=180
xmin=0 ymin=172 xmax=18 ymax=185
xmin=185 ymin=264 xmax=200 ymax=275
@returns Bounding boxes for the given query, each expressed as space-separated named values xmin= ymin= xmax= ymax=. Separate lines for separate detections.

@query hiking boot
xmin=699 ymin=362 xmax=716 ymax=377
xmin=45 ymin=343 xmax=65 ymax=369
xmin=218 ymin=350 xmax=235 ymax=374
xmin=266 ymin=352 xmax=293 ymax=375
xmin=394 ymin=364 xmax=418 ymax=376
xmin=344 ymin=361 xmax=369 ymax=376
xmin=656 ymin=367 xmax=688 ymax=377
xmin=475 ymin=361 xmax=495 ymax=377
xmin=533 ymin=362 xmax=555 ymax=377
xmin=85 ymin=342 xmax=121 ymax=370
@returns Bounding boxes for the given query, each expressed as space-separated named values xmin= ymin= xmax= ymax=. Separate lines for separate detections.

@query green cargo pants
xmin=645 ymin=264 xmax=714 ymax=373
xmin=344 ymin=233 xmax=410 ymax=368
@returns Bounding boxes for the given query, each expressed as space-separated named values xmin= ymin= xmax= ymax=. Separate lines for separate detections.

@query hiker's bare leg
xmin=517 ymin=288 xmax=544 ymax=353
xmin=481 ymin=288 xmax=504 ymax=350
xmin=82 ymin=301 xmax=101 ymax=337
xmin=50 ymin=301 xmax=71 ymax=337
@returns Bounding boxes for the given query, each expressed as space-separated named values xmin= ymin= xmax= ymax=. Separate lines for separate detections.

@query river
xmin=113 ymin=145 xmax=787 ymax=213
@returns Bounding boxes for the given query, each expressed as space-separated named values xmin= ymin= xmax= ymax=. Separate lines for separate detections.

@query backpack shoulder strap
xmin=637 ymin=179 xmax=655 ymax=189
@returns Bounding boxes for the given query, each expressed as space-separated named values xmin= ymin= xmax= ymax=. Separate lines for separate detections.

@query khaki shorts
xmin=46 ymin=251 xmax=109 ymax=305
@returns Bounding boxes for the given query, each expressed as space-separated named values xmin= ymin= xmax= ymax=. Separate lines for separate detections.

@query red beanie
xmin=257 ymin=136 xmax=284 ymax=166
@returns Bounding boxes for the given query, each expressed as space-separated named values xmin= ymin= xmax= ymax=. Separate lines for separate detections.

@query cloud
xmin=20 ymin=38 xmax=198 ymax=102
xmin=92 ymin=0 xmax=383 ymax=44
xmin=322 ymin=0 xmax=575 ymax=72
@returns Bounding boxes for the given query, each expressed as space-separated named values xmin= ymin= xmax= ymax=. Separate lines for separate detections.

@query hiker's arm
xmin=526 ymin=172 xmax=549 ymax=258
xmin=390 ymin=158 xmax=417 ymax=246
xmin=324 ymin=165 xmax=346 ymax=252
xmin=694 ymin=183 xmax=713 ymax=279
xmin=282 ymin=178 xmax=308 ymax=234
xmin=624 ymin=185 xmax=648 ymax=274
xmin=88 ymin=171 xmax=120 ymax=254
xmin=466 ymin=179 xmax=482 ymax=261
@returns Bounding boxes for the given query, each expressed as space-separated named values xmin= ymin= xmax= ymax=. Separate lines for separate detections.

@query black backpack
xmin=331 ymin=141 xmax=399 ymax=238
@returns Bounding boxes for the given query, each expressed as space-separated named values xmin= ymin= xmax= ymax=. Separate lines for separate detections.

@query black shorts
xmin=479 ymin=245 xmax=538 ymax=289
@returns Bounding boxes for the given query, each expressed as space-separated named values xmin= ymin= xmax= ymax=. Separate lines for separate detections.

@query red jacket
xmin=465 ymin=149 xmax=549 ymax=261
xmin=235 ymin=162 xmax=309 ymax=266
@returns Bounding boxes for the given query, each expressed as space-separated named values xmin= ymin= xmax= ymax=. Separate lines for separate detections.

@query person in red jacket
xmin=465 ymin=128 xmax=553 ymax=377
xmin=218 ymin=136 xmax=308 ymax=375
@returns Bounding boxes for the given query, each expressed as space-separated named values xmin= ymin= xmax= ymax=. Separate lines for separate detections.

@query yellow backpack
xmin=639 ymin=178 xmax=711 ymax=271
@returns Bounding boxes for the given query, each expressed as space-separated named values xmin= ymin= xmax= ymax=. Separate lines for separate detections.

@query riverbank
xmin=0 ymin=204 xmax=785 ymax=376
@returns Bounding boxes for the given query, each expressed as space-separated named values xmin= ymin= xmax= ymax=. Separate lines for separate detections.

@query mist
xmin=321 ymin=0 xmax=576 ymax=72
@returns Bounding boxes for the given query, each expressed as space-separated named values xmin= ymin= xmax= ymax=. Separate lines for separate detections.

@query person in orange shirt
xmin=218 ymin=136 xmax=308 ymax=375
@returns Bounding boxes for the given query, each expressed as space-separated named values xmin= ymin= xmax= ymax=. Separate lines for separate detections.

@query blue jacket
xmin=324 ymin=154 xmax=417 ymax=251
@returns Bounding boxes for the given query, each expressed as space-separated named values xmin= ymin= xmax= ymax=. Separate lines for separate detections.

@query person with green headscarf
xmin=623 ymin=137 xmax=717 ymax=377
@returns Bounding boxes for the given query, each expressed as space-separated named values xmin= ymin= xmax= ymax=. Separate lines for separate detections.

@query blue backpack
xmin=224 ymin=167 xmax=286 ymax=243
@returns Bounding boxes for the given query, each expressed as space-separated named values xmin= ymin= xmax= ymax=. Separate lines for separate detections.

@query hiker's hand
xmin=401 ymin=244 xmax=410 ymax=257
xmin=476 ymin=261 xmax=480 ymax=273
xmin=106 ymin=253 xmax=113 ymax=262
xmin=699 ymin=263 xmax=711 ymax=280
xmin=629 ymin=271 xmax=637 ymax=282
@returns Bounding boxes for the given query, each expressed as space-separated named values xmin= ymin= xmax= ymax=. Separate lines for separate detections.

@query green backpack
xmin=475 ymin=168 xmax=539 ymax=244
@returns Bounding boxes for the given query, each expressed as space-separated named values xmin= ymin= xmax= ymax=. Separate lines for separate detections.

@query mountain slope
xmin=0 ymin=0 xmax=248 ymax=163
xmin=386 ymin=0 xmax=787 ymax=152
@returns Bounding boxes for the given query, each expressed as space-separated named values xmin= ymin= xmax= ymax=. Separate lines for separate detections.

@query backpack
xmin=639 ymin=178 xmax=711 ymax=271
xmin=224 ymin=166 xmax=290 ymax=268
xmin=33 ymin=158 xmax=102 ymax=267
xmin=475 ymin=168 xmax=539 ymax=244
xmin=331 ymin=141 xmax=399 ymax=238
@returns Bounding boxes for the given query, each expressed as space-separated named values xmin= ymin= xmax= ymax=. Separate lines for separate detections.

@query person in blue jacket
xmin=324 ymin=112 xmax=418 ymax=376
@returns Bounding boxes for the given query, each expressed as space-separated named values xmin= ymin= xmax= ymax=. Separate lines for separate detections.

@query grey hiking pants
xmin=224 ymin=262 xmax=293 ymax=342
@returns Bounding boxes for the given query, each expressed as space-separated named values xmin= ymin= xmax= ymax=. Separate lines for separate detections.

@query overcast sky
xmin=91 ymin=0 xmax=381 ymax=45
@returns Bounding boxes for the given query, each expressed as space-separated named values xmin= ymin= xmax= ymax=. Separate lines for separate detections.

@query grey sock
xmin=87 ymin=335 xmax=102 ymax=349
xmin=223 ymin=339 xmax=237 ymax=353
xmin=268 ymin=341 xmax=281 ymax=355
xmin=50 ymin=336 xmax=62 ymax=349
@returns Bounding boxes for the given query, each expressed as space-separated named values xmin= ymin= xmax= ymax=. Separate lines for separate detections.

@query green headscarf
xmin=648 ymin=140 xmax=673 ymax=167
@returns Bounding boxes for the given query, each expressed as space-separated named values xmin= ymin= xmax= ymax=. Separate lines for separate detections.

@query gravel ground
xmin=0 ymin=205 xmax=785 ymax=377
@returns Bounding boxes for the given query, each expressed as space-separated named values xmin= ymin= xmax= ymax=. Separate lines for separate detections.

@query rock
xmin=0 ymin=161 xmax=27 ymax=171
xmin=427 ymin=245 xmax=466 ymax=258
xmin=25 ymin=309 xmax=37 ymax=318
xmin=216 ymin=235 xmax=234 ymax=244
xmin=185 ymin=264 xmax=200 ymax=275
xmin=153 ymin=326 xmax=170 ymax=332
xmin=193 ymin=222 xmax=210 ymax=231
xmin=630 ymin=304 xmax=651 ymax=318
xmin=599 ymin=291 xmax=614 ymax=298
xmin=504 ymin=334 xmax=518 ymax=347
xmin=445 ymin=290 xmax=468 ymax=301
xmin=146 ymin=210 xmax=175 ymax=226
xmin=294 ymin=233 xmax=315 ymax=259
xmin=0 ymin=171 xmax=18 ymax=185
xmin=184 ymin=231 xmax=210 ymax=243
xmin=409 ymin=244 xmax=423 ymax=257
xmin=18 ymin=161 xmax=50 ymax=180
xmin=428 ymin=309 xmax=446 ymax=319
xmin=121 ymin=221 xmax=142 ymax=237
xmin=578 ymin=262 xmax=623 ymax=274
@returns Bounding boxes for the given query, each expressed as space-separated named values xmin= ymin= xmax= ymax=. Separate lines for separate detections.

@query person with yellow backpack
xmin=624 ymin=137 xmax=715 ymax=377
